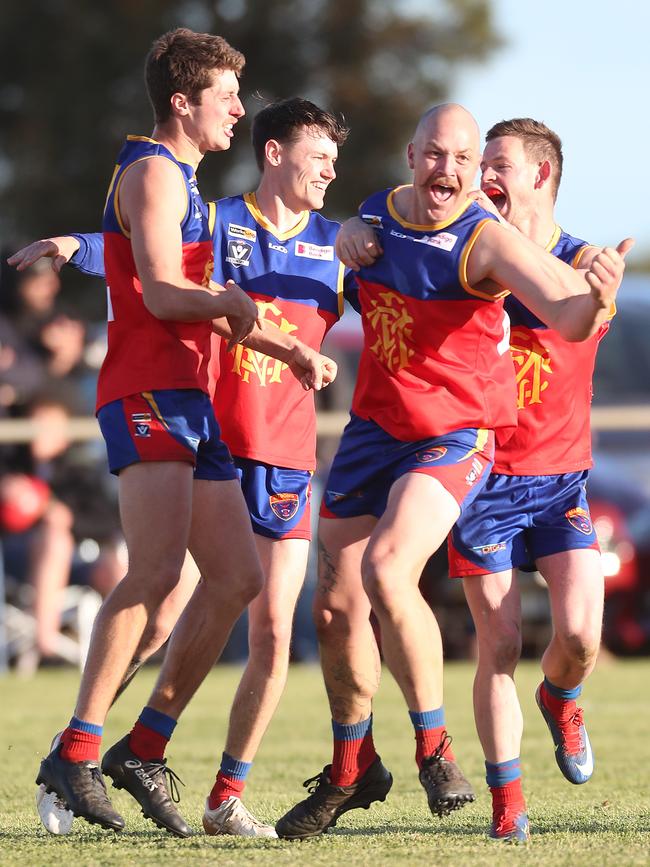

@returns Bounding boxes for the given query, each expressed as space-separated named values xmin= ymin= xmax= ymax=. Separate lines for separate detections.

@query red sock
xmin=208 ymin=771 xmax=246 ymax=810
xmin=331 ymin=730 xmax=377 ymax=786
xmin=540 ymin=683 xmax=576 ymax=719
xmin=490 ymin=778 xmax=526 ymax=816
xmin=128 ymin=720 xmax=169 ymax=761
xmin=416 ymin=726 xmax=455 ymax=768
xmin=60 ymin=727 xmax=102 ymax=763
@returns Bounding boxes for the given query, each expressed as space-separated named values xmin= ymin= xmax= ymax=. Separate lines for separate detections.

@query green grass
xmin=1 ymin=660 xmax=649 ymax=865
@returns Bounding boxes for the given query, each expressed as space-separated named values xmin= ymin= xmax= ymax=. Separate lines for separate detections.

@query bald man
xmin=274 ymin=104 xmax=628 ymax=840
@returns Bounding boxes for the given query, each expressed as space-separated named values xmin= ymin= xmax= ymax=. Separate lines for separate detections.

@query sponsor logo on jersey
xmin=416 ymin=446 xmax=448 ymax=463
xmin=134 ymin=423 xmax=150 ymax=438
xmin=295 ymin=241 xmax=334 ymax=261
xmin=413 ymin=231 xmax=458 ymax=251
xmin=473 ymin=542 xmax=507 ymax=555
xmin=388 ymin=228 xmax=457 ymax=251
xmin=226 ymin=239 xmax=253 ymax=267
xmin=366 ymin=290 xmax=415 ymax=373
xmin=361 ymin=213 xmax=383 ymax=228
xmin=131 ymin=413 xmax=151 ymax=422
xmin=270 ymin=492 xmax=300 ymax=521
xmin=228 ymin=223 xmax=257 ymax=242
xmin=565 ymin=506 xmax=593 ymax=535
xmin=268 ymin=241 xmax=288 ymax=254
xmin=465 ymin=457 xmax=484 ymax=486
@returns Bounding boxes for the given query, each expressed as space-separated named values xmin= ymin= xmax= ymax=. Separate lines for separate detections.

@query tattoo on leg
xmin=317 ymin=539 xmax=339 ymax=594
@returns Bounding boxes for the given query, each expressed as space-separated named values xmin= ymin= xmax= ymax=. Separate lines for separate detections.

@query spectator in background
xmin=0 ymin=253 xmax=94 ymax=413
xmin=0 ymin=392 xmax=124 ymax=665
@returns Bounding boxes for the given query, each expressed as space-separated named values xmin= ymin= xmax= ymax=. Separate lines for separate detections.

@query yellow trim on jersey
xmin=545 ymin=224 xmax=562 ymax=252
xmin=142 ymin=391 xmax=170 ymax=431
xmin=113 ymin=156 xmax=190 ymax=239
xmin=460 ymin=428 xmax=490 ymax=459
xmin=386 ymin=185 xmax=473 ymax=231
xmin=243 ymin=192 xmax=310 ymax=240
xmin=103 ymin=164 xmax=120 ymax=217
xmin=208 ymin=201 xmax=217 ymax=235
xmin=458 ymin=219 xmax=509 ymax=301
xmin=126 ymin=135 xmax=160 ymax=144
xmin=336 ymin=261 xmax=345 ymax=318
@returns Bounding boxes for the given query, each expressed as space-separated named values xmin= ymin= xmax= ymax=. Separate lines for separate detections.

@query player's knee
xmin=361 ymin=556 xmax=400 ymax=618
xmin=249 ymin=613 xmax=293 ymax=671
xmin=229 ymin=563 xmax=265 ymax=608
xmin=487 ymin=628 xmax=522 ymax=673
xmin=560 ymin=628 xmax=601 ymax=667
xmin=313 ymin=598 xmax=356 ymax=645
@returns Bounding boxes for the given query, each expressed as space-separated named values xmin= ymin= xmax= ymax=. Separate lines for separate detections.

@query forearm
xmin=70 ymin=233 xmax=105 ymax=277
xmin=213 ymin=317 xmax=298 ymax=362
xmin=553 ymin=292 xmax=610 ymax=341
xmin=144 ymin=280 xmax=240 ymax=322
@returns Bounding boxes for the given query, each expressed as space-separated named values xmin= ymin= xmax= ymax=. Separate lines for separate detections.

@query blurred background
xmin=1 ymin=0 xmax=648 ymax=672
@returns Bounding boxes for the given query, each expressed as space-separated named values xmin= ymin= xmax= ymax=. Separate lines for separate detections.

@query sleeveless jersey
xmin=493 ymin=227 xmax=609 ymax=475
xmin=350 ymin=186 xmax=516 ymax=441
xmin=208 ymin=193 xmax=356 ymax=470
xmin=97 ymin=136 xmax=214 ymax=410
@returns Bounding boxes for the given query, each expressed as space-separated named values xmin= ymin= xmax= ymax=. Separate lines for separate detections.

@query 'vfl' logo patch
xmin=565 ymin=507 xmax=593 ymax=535
xmin=226 ymin=240 xmax=253 ymax=267
xmin=132 ymin=412 xmax=151 ymax=438
xmin=270 ymin=493 xmax=300 ymax=521
xmin=416 ymin=446 xmax=447 ymax=463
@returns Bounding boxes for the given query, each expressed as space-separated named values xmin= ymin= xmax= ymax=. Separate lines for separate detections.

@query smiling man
xmin=275 ymin=103 xmax=630 ymax=841
xmin=12 ymin=97 xmax=353 ymax=838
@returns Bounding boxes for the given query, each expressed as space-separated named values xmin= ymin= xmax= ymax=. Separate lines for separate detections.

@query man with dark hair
xmin=17 ymin=31 xmax=332 ymax=837
xmin=12 ymin=96 xmax=354 ymax=838
xmin=446 ymin=117 xmax=618 ymax=841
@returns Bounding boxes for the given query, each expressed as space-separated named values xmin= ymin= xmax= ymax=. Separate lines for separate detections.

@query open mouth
xmin=484 ymin=186 xmax=507 ymax=212
xmin=430 ymin=183 xmax=455 ymax=203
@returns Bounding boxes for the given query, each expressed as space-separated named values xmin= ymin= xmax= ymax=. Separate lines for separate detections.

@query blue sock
xmin=69 ymin=716 xmax=103 ymax=737
xmin=219 ymin=751 xmax=252 ymax=781
xmin=408 ymin=708 xmax=445 ymax=730
xmin=485 ymin=758 xmax=521 ymax=787
xmin=139 ymin=706 xmax=177 ymax=739
xmin=544 ymin=677 xmax=582 ymax=701
xmin=332 ymin=717 xmax=373 ymax=741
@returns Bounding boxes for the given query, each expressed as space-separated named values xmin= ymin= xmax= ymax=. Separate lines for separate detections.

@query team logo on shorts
xmin=416 ymin=446 xmax=447 ymax=463
xmin=226 ymin=240 xmax=253 ymax=267
xmin=132 ymin=413 xmax=151 ymax=438
xmin=270 ymin=493 xmax=300 ymax=521
xmin=565 ymin=507 xmax=593 ymax=535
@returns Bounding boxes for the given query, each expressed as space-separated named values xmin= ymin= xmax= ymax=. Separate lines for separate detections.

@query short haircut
xmin=486 ymin=117 xmax=564 ymax=201
xmin=145 ymin=28 xmax=245 ymax=123
xmin=251 ymin=97 xmax=349 ymax=172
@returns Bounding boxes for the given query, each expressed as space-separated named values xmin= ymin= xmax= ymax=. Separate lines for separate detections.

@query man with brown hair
xmin=30 ymin=29 xmax=330 ymax=836
xmin=13 ymin=96 xmax=347 ymax=838
xmin=447 ymin=116 xmax=618 ymax=841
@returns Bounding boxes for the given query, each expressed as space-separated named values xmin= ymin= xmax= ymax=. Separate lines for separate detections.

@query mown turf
xmin=1 ymin=659 xmax=649 ymax=865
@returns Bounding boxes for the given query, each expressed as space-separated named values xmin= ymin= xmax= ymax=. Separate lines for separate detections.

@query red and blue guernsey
xmin=97 ymin=135 xmax=215 ymax=412
xmin=351 ymin=187 xmax=517 ymax=441
xmin=208 ymin=192 xmax=358 ymax=470
xmin=494 ymin=228 xmax=611 ymax=475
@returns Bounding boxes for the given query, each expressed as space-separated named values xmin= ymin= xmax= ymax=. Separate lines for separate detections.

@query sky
xmin=450 ymin=0 xmax=649 ymax=260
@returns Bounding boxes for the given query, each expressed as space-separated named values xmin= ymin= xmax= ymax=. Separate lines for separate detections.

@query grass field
xmin=1 ymin=659 xmax=649 ymax=866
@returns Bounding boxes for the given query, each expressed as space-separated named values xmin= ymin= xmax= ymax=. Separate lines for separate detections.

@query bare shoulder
xmin=119 ymin=155 xmax=187 ymax=227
